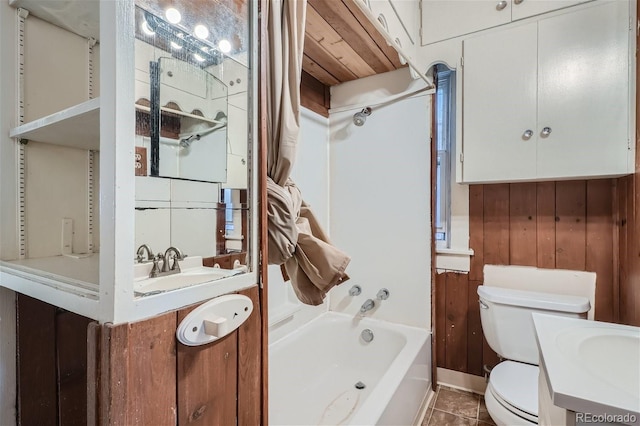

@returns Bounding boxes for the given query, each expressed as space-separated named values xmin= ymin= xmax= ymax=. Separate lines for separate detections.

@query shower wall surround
xmin=329 ymin=69 xmax=432 ymax=329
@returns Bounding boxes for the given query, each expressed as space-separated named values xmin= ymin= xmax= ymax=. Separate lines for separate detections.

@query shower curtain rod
xmin=328 ymin=83 xmax=434 ymax=115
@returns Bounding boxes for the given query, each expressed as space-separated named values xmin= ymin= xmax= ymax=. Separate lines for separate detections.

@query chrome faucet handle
xmin=136 ymin=244 xmax=154 ymax=263
xmin=348 ymin=285 xmax=362 ymax=296
xmin=150 ymin=254 xmax=163 ymax=278
xmin=163 ymin=247 xmax=184 ymax=272
xmin=376 ymin=288 xmax=390 ymax=300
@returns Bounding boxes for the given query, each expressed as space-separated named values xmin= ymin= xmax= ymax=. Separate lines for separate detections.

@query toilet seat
xmin=485 ymin=385 xmax=536 ymax=426
xmin=486 ymin=361 xmax=539 ymax=425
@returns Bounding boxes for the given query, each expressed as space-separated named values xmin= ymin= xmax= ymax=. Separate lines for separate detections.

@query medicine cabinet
xmin=0 ymin=0 xmax=258 ymax=324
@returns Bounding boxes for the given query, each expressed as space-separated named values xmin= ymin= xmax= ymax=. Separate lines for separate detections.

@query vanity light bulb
xmin=141 ymin=20 xmax=155 ymax=36
xmin=193 ymin=53 xmax=205 ymax=62
xmin=194 ymin=24 xmax=209 ymax=40
xmin=218 ymin=39 xmax=232 ymax=53
xmin=170 ymin=41 xmax=183 ymax=50
xmin=165 ymin=8 xmax=181 ymax=24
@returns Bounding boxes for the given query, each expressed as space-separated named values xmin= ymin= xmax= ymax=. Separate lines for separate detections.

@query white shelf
xmin=10 ymin=98 xmax=100 ymax=150
xmin=0 ymin=255 xmax=100 ymax=319
xmin=0 ymin=255 xmax=99 ymax=290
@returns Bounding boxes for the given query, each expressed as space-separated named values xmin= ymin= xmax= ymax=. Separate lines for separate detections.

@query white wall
xmin=268 ymin=107 xmax=330 ymax=342
xmin=328 ymin=71 xmax=432 ymax=329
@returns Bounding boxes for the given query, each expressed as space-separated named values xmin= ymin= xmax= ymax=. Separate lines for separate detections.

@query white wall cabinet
xmin=421 ymin=0 xmax=590 ymax=45
xmin=461 ymin=1 xmax=633 ymax=183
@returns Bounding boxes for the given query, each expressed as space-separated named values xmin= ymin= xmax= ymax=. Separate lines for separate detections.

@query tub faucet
xmin=360 ymin=299 xmax=375 ymax=313
xmin=349 ymin=285 xmax=362 ymax=296
xmin=162 ymin=246 xmax=185 ymax=273
xmin=136 ymin=244 xmax=154 ymax=263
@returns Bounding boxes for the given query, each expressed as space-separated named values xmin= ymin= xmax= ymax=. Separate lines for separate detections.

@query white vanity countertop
xmin=533 ymin=314 xmax=640 ymax=423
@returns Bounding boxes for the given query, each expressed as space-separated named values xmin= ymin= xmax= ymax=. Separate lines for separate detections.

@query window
xmin=434 ymin=66 xmax=455 ymax=249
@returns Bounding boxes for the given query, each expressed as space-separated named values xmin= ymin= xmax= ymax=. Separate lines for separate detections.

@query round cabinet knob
xmin=522 ymin=129 xmax=533 ymax=140
xmin=496 ymin=1 xmax=508 ymax=11
xmin=514 ymin=0 xmax=524 ymax=4
xmin=541 ymin=127 xmax=552 ymax=137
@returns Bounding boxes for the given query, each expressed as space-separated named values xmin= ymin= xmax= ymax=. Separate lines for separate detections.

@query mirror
xmin=151 ymin=56 xmax=228 ymax=182
xmin=133 ymin=0 xmax=252 ymax=291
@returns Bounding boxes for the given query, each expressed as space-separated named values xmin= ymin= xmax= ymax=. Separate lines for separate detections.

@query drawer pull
xmin=496 ymin=1 xmax=508 ymax=11
xmin=541 ymin=127 xmax=552 ymax=137
xmin=522 ymin=129 xmax=533 ymax=140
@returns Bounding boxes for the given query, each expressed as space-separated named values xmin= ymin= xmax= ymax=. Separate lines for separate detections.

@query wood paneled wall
xmin=17 ymin=286 xmax=262 ymax=425
xmin=300 ymin=71 xmax=330 ymax=117
xmin=436 ymin=179 xmax=627 ymax=377
xmin=617 ymin=172 xmax=639 ymax=326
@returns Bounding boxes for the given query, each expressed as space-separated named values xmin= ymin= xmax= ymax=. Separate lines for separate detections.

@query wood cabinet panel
xmin=177 ymin=318 xmax=238 ymax=425
xmin=56 ymin=312 xmax=93 ymax=426
xmin=17 ymin=295 xmax=58 ymax=426
xmin=238 ymin=286 xmax=262 ymax=426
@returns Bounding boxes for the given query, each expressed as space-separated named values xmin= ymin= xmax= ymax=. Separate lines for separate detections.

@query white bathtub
xmin=269 ymin=312 xmax=431 ymax=425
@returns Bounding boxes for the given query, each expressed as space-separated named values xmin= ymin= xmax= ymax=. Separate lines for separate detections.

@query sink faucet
xmin=148 ymin=247 xmax=185 ymax=278
xmin=162 ymin=246 xmax=185 ymax=273
xmin=136 ymin=244 xmax=154 ymax=263
xmin=360 ymin=299 xmax=375 ymax=314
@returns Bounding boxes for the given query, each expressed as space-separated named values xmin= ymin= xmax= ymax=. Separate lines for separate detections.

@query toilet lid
xmin=490 ymin=361 xmax=539 ymax=417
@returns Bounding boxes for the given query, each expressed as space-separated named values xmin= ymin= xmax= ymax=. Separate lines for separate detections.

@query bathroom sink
xmin=533 ymin=314 xmax=640 ymax=419
xmin=556 ymin=327 xmax=640 ymax=397
xmin=134 ymin=256 xmax=243 ymax=296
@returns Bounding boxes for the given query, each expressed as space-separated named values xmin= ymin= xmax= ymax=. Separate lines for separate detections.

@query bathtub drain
xmin=354 ymin=381 xmax=366 ymax=390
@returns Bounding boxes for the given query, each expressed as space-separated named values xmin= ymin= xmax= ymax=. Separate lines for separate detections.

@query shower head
xmin=353 ymin=107 xmax=372 ymax=126
xmin=179 ymin=133 xmax=200 ymax=148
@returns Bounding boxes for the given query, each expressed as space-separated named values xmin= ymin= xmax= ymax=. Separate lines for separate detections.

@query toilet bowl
xmin=477 ymin=286 xmax=590 ymax=426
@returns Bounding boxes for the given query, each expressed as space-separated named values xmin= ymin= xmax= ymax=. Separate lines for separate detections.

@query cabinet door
xmin=536 ymin=1 xmax=629 ymax=179
xmin=422 ymin=0 xmax=511 ymax=45
xmin=462 ymin=23 xmax=538 ymax=182
xmin=511 ymin=0 xmax=591 ymax=21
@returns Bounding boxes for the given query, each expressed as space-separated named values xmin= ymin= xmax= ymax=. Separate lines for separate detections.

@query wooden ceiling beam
xmin=307 ymin=0 xmax=395 ymax=74
xmin=303 ymin=33 xmax=358 ymax=83
xmin=306 ymin=5 xmax=377 ymax=79
xmin=302 ymin=54 xmax=341 ymax=86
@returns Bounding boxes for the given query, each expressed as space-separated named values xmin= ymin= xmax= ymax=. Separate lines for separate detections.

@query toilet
xmin=477 ymin=285 xmax=590 ymax=426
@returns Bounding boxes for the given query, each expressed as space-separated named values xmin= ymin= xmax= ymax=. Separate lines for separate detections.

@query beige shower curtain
xmin=265 ymin=0 xmax=350 ymax=305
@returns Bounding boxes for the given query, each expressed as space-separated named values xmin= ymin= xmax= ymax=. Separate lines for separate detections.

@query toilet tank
xmin=477 ymin=286 xmax=590 ymax=365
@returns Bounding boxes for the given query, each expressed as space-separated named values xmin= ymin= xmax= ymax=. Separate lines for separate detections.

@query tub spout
xmin=360 ymin=299 xmax=375 ymax=313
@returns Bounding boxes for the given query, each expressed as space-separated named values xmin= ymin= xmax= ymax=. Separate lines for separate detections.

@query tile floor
xmin=422 ymin=385 xmax=497 ymax=426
